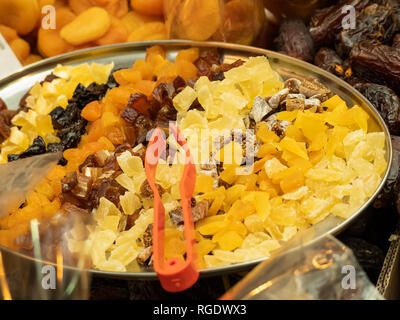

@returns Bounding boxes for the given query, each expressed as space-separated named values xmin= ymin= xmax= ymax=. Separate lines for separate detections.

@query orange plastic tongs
xmin=145 ymin=122 xmax=199 ymax=292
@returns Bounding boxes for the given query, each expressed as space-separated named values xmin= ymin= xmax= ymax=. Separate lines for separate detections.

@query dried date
xmin=314 ymin=47 xmax=344 ymax=76
xmin=309 ymin=0 xmax=371 ymax=47
xmin=350 ymin=41 xmax=400 ymax=94
xmin=277 ymin=19 xmax=315 ymax=63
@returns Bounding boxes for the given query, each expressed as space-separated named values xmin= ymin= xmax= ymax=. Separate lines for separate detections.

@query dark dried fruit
xmin=173 ymin=76 xmax=186 ymax=92
xmin=277 ymin=19 xmax=315 ymax=62
xmin=155 ymin=105 xmax=177 ymax=129
xmin=61 ymin=202 xmax=88 ymax=215
xmin=299 ymin=77 xmax=331 ymax=101
xmin=152 ymin=82 xmax=175 ymax=106
xmin=61 ymin=172 xmax=78 ymax=193
xmin=336 ymin=4 xmax=398 ymax=57
xmin=70 ymin=83 xmax=108 ymax=109
xmin=375 ymin=135 xmax=400 ymax=208
xmin=121 ymin=105 xmax=139 ymax=124
xmin=140 ymin=180 xmax=163 ymax=199
xmin=393 ymin=34 xmax=400 ymax=49
xmin=126 ymin=93 xmax=157 ymax=119
xmin=314 ymin=47 xmax=344 ymax=76
xmin=71 ymin=174 xmax=93 ymax=200
xmin=91 ymin=179 xmax=126 ymax=208
xmin=309 ymin=0 xmax=371 ymax=47
xmin=0 ymin=98 xmax=7 ymax=111
xmin=194 ymin=48 xmax=223 ymax=80
xmin=143 ymin=224 xmax=153 ymax=248
xmin=354 ymin=82 xmax=400 ymax=134
xmin=350 ymin=41 xmax=400 ymax=93
xmin=8 ymin=136 xmax=47 ymax=162
xmin=137 ymin=246 xmax=153 ymax=266
xmin=134 ymin=114 xmax=153 ymax=145
xmin=168 ymin=199 xmax=208 ymax=226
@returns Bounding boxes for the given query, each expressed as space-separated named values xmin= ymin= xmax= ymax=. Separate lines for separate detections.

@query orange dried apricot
xmin=130 ymin=0 xmax=164 ymax=16
xmin=127 ymin=22 xmax=167 ymax=42
xmin=95 ymin=17 xmax=129 ymax=46
xmin=81 ymin=101 xmax=103 ymax=121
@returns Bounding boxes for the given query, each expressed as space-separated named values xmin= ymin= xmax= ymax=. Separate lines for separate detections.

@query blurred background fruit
xmin=0 ymin=0 xmax=268 ymax=66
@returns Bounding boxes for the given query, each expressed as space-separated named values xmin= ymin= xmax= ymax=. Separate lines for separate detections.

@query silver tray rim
xmin=0 ymin=40 xmax=393 ymax=280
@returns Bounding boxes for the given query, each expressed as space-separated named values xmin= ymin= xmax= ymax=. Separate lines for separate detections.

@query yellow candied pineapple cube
xmin=116 ymin=173 xmax=135 ymax=192
xmin=227 ymin=200 xmax=256 ymax=221
xmin=173 ymin=86 xmax=197 ymax=113
xmin=256 ymin=122 xmax=280 ymax=144
xmin=264 ymin=158 xmax=288 ymax=179
xmin=117 ymin=151 xmax=144 ymax=177
xmin=120 ymin=191 xmax=141 ymax=216
xmin=180 ymin=110 xmax=208 ymax=129
xmin=109 ymin=243 xmax=138 ymax=267
xmin=99 ymin=215 xmax=121 ymax=232
xmin=215 ymin=141 xmax=243 ymax=166
xmin=270 ymin=204 xmax=296 ymax=226
xmin=94 ymin=197 xmax=121 ymax=222
xmin=8 ymin=127 xmax=30 ymax=150
xmin=225 ymin=184 xmax=247 ymax=208
xmin=208 ymin=194 xmax=225 ymax=216
xmin=321 ymin=94 xmax=347 ymax=111
xmin=198 ymin=219 xmax=229 ymax=236
xmin=244 ymin=214 xmax=264 ymax=233
xmin=213 ymin=230 xmax=243 ymax=251
xmin=194 ymin=174 xmax=214 ymax=194
xmin=279 ymin=136 xmax=308 ymax=160
xmin=349 ymin=106 xmax=369 ymax=133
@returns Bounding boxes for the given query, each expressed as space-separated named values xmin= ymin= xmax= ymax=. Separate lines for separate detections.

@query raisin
xmin=354 ymin=82 xmax=400 ymax=135
xmin=173 ymin=76 xmax=186 ymax=92
xmin=126 ymin=93 xmax=154 ymax=118
xmin=121 ymin=105 xmax=139 ymax=124
xmin=350 ymin=41 xmax=400 ymax=94
xmin=277 ymin=19 xmax=315 ymax=62
xmin=70 ymin=83 xmax=108 ymax=109
xmin=134 ymin=115 xmax=153 ymax=145
xmin=335 ymin=4 xmax=398 ymax=57
xmin=152 ymin=82 xmax=175 ymax=106
xmin=155 ymin=105 xmax=177 ymax=129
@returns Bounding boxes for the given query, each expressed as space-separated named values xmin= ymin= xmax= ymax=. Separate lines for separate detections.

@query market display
xmin=0 ymin=45 xmax=387 ymax=272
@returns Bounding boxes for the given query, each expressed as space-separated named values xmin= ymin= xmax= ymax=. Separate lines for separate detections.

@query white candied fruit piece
xmin=343 ymin=129 xmax=366 ymax=147
xmin=204 ymin=255 xmax=227 ymax=268
xmin=300 ymin=196 xmax=330 ymax=219
xmin=96 ymin=259 xmax=126 ymax=272
xmin=212 ymin=250 xmax=242 ymax=263
xmin=331 ymin=203 xmax=352 ymax=219
xmin=282 ymin=186 xmax=309 ymax=200
xmin=109 ymin=243 xmax=138 ymax=266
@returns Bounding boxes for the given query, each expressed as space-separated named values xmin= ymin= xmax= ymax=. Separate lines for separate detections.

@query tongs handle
xmin=145 ymin=123 xmax=199 ymax=292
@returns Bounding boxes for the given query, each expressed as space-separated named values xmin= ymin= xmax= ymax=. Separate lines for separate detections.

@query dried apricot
xmin=130 ymin=0 xmax=164 ymax=16
xmin=60 ymin=7 xmax=111 ymax=46
xmin=95 ymin=17 xmax=129 ymax=46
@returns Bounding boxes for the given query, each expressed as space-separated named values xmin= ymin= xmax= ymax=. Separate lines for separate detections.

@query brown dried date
xmin=277 ymin=19 xmax=315 ymax=63
xmin=309 ymin=0 xmax=371 ymax=47
xmin=350 ymin=41 xmax=400 ymax=94
xmin=354 ymin=82 xmax=400 ymax=135
xmin=336 ymin=4 xmax=398 ymax=57
xmin=314 ymin=47 xmax=344 ymax=76
xmin=393 ymin=34 xmax=400 ymax=49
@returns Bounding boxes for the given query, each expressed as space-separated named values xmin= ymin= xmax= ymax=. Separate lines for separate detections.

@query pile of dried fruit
xmin=0 ymin=46 xmax=388 ymax=272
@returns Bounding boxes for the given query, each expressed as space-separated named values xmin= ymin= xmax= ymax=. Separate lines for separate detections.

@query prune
xmin=58 ymin=118 xmax=87 ymax=149
xmin=70 ymin=83 xmax=109 ymax=109
xmin=8 ymin=136 xmax=47 ymax=162
xmin=61 ymin=172 xmax=78 ymax=193
xmin=336 ymin=4 xmax=398 ymax=57
xmin=354 ymin=82 xmax=400 ymax=134
xmin=277 ymin=19 xmax=315 ymax=62
xmin=350 ymin=41 xmax=400 ymax=94
xmin=393 ymin=34 xmax=400 ymax=48
xmin=107 ymin=68 xmax=124 ymax=89
xmin=47 ymin=142 xmax=64 ymax=153
xmin=309 ymin=0 xmax=371 ymax=47
xmin=314 ymin=47 xmax=344 ymax=76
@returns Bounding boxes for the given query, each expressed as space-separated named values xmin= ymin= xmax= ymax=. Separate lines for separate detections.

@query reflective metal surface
xmin=0 ymin=40 xmax=393 ymax=279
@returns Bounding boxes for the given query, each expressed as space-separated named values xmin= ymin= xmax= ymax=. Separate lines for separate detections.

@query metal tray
xmin=0 ymin=40 xmax=393 ymax=280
